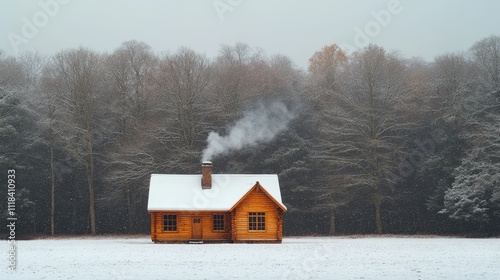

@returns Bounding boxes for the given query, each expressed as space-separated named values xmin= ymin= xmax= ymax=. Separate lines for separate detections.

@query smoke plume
xmin=202 ymin=101 xmax=295 ymax=162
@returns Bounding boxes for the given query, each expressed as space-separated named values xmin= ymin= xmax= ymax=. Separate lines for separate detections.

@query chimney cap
xmin=202 ymin=161 xmax=212 ymax=165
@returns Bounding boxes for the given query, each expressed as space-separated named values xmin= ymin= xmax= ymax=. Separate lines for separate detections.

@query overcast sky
xmin=1 ymin=0 xmax=499 ymax=69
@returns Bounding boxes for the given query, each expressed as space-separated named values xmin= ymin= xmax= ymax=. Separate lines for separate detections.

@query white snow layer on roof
xmin=147 ymin=174 xmax=286 ymax=211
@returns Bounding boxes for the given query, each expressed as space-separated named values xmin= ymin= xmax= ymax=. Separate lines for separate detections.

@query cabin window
xmin=213 ymin=214 xmax=225 ymax=231
xmin=163 ymin=214 xmax=177 ymax=232
xmin=248 ymin=212 xmax=265 ymax=231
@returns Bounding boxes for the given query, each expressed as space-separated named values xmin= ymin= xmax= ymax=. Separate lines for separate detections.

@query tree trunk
xmin=374 ymin=192 xmax=383 ymax=234
xmin=33 ymin=202 xmax=36 ymax=233
xmin=50 ymin=145 xmax=55 ymax=236
xmin=86 ymin=151 xmax=96 ymax=235
xmin=87 ymin=170 xmax=96 ymax=235
xmin=127 ymin=190 xmax=133 ymax=232
xmin=329 ymin=208 xmax=336 ymax=235
xmin=83 ymin=122 xmax=97 ymax=235
xmin=71 ymin=195 xmax=78 ymax=234
xmin=87 ymin=172 xmax=96 ymax=235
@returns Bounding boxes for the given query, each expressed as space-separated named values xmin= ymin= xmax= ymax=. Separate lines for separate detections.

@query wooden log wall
xmin=151 ymin=211 xmax=231 ymax=241
xmin=233 ymin=186 xmax=281 ymax=241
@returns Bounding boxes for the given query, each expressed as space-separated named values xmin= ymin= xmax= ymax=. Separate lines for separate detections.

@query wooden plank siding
xmin=150 ymin=213 xmax=156 ymax=241
xmin=233 ymin=186 xmax=282 ymax=241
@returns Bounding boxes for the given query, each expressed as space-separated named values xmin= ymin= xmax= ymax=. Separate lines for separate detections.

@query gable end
xmin=230 ymin=182 xmax=287 ymax=212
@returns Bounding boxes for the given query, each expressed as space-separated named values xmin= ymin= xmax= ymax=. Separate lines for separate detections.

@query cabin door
xmin=192 ymin=218 xmax=202 ymax=240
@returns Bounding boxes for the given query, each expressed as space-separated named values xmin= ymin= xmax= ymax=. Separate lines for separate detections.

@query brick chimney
xmin=201 ymin=161 xmax=212 ymax=189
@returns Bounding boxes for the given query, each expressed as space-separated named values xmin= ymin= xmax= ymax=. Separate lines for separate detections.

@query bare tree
xmin=42 ymin=48 xmax=106 ymax=235
xmin=431 ymin=53 xmax=475 ymax=124
xmin=208 ymin=43 xmax=256 ymax=125
xmin=158 ymin=47 xmax=211 ymax=153
xmin=470 ymin=35 xmax=500 ymax=94
xmin=0 ymin=51 xmax=24 ymax=92
xmin=308 ymin=44 xmax=348 ymax=92
xmin=106 ymin=40 xmax=158 ymax=133
xmin=36 ymin=84 xmax=58 ymax=236
xmin=103 ymin=41 xmax=159 ymax=231
xmin=304 ymin=45 xmax=350 ymax=234
xmin=19 ymin=51 xmax=46 ymax=91
xmin=18 ymin=52 xmax=61 ymax=236
xmin=267 ymin=54 xmax=301 ymax=97
xmin=312 ymin=44 xmax=413 ymax=234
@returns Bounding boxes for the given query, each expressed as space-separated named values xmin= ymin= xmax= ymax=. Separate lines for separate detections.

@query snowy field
xmin=4 ymin=236 xmax=500 ymax=280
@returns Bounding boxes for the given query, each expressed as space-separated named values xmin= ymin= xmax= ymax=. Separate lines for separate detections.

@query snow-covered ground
xmin=4 ymin=236 xmax=500 ymax=280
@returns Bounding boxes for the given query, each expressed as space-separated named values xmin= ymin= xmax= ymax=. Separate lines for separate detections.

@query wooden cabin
xmin=147 ymin=161 xmax=287 ymax=243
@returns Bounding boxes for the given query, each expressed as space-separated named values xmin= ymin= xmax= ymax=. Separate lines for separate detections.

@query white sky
xmin=1 ymin=0 xmax=499 ymax=69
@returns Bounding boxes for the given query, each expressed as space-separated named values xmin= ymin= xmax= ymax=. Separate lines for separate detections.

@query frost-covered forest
xmin=1 ymin=35 xmax=499 ymax=237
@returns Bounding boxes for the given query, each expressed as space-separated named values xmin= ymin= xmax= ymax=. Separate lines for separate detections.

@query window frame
xmin=163 ymin=214 xmax=178 ymax=232
xmin=248 ymin=212 xmax=266 ymax=232
xmin=213 ymin=214 xmax=225 ymax=232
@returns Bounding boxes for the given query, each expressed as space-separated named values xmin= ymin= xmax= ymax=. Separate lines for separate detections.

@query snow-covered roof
xmin=147 ymin=174 xmax=286 ymax=211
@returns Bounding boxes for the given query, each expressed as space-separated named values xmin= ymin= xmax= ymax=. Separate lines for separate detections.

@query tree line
xmin=0 ymin=36 xmax=499 ymax=237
